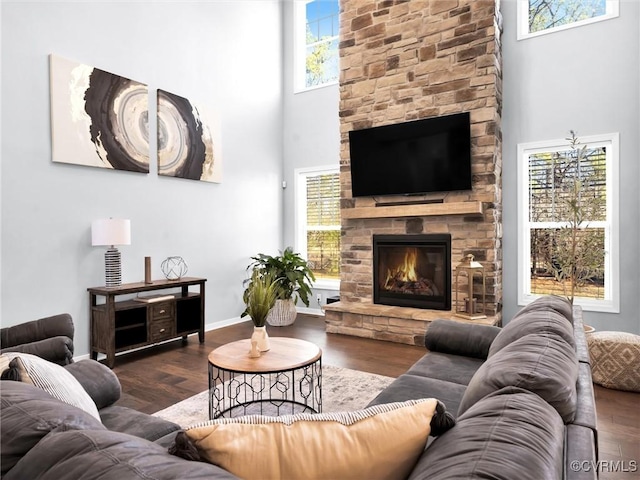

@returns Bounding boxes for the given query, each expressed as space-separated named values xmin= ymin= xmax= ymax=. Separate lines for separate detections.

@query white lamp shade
xmin=92 ymin=219 xmax=131 ymax=247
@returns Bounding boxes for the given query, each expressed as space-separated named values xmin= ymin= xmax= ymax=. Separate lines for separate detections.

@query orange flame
xmin=384 ymin=248 xmax=418 ymax=288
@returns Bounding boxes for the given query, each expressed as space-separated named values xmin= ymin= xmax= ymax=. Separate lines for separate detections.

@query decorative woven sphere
xmin=161 ymin=256 xmax=188 ymax=280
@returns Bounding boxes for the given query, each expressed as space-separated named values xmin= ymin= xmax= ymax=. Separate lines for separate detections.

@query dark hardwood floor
xmin=113 ymin=314 xmax=639 ymax=479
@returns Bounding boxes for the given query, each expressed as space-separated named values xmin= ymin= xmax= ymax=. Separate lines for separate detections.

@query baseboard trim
xmin=296 ymin=307 xmax=324 ymax=316
xmin=205 ymin=316 xmax=248 ymax=331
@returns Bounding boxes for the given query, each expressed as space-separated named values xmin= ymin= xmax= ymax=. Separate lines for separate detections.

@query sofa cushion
xmin=183 ymin=398 xmax=440 ymax=480
xmin=367 ymin=374 xmax=467 ymax=417
xmin=0 ymin=380 xmax=105 ymax=476
xmin=64 ymin=360 xmax=121 ymax=410
xmin=459 ymin=333 xmax=579 ymax=422
xmin=0 ymin=313 xmax=75 ymax=365
xmin=3 ymin=429 xmax=239 ymax=480
xmin=488 ymin=296 xmax=575 ymax=357
xmin=424 ymin=319 xmax=501 ymax=359
xmin=99 ymin=405 xmax=181 ymax=442
xmin=2 ymin=353 xmax=100 ymax=420
xmin=409 ymin=387 xmax=565 ymax=480
xmin=407 ymin=351 xmax=484 ymax=386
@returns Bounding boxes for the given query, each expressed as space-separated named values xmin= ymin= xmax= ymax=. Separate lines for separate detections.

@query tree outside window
xmin=518 ymin=133 xmax=619 ymax=313
xmin=518 ymin=0 xmax=618 ymax=40
xmin=297 ymin=0 xmax=339 ymax=90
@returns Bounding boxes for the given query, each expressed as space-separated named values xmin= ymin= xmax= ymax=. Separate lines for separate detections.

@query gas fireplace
xmin=373 ymin=234 xmax=451 ymax=310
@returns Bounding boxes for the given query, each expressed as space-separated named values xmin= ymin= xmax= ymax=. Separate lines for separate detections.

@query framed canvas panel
xmin=157 ymin=89 xmax=221 ymax=183
xmin=50 ymin=54 xmax=150 ymax=173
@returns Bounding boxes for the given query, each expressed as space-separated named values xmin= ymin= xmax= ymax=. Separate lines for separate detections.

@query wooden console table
xmin=88 ymin=277 xmax=206 ymax=368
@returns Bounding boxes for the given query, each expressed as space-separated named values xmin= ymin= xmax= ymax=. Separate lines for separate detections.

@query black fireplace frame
xmin=373 ymin=234 xmax=451 ymax=310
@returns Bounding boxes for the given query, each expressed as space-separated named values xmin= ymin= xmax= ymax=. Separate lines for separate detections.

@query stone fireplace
xmin=324 ymin=0 xmax=503 ymax=345
xmin=373 ymin=234 xmax=451 ymax=310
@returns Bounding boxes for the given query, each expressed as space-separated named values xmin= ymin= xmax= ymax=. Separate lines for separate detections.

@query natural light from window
xmin=517 ymin=0 xmax=619 ymax=40
xmin=517 ymin=133 xmax=619 ymax=313
xmin=295 ymin=167 xmax=340 ymax=289
xmin=295 ymin=0 xmax=339 ymax=91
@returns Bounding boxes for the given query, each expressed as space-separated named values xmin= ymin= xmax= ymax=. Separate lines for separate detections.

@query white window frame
xmin=295 ymin=165 xmax=341 ymax=290
xmin=293 ymin=0 xmax=339 ymax=93
xmin=517 ymin=133 xmax=620 ymax=313
xmin=517 ymin=0 xmax=619 ymax=41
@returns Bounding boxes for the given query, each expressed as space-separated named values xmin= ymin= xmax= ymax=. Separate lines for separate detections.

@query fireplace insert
xmin=373 ymin=234 xmax=451 ymax=310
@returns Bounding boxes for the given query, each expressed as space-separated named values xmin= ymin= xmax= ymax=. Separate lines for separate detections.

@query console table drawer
xmin=150 ymin=318 xmax=176 ymax=342
xmin=150 ymin=302 xmax=174 ymax=321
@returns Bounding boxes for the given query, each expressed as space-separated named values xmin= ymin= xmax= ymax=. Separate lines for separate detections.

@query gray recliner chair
xmin=0 ymin=313 xmax=75 ymax=365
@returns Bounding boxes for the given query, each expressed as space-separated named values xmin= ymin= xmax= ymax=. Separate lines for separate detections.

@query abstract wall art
xmin=157 ymin=89 xmax=221 ymax=183
xmin=49 ymin=54 xmax=150 ymax=173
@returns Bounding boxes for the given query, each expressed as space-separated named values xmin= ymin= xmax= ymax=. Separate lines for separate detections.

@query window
xmin=295 ymin=166 xmax=340 ymax=289
xmin=294 ymin=0 xmax=339 ymax=92
xmin=517 ymin=0 xmax=619 ymax=40
xmin=517 ymin=133 xmax=619 ymax=312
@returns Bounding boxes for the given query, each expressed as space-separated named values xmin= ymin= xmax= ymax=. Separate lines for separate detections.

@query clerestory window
xmin=517 ymin=0 xmax=619 ymax=40
xmin=294 ymin=0 xmax=340 ymax=92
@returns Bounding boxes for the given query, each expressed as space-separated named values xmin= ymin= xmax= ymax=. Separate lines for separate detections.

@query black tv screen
xmin=348 ymin=112 xmax=472 ymax=197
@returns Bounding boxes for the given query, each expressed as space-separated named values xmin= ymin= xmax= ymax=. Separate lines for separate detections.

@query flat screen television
xmin=348 ymin=112 xmax=472 ymax=198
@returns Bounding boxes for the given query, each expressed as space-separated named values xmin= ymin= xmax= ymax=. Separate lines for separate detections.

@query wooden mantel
xmin=341 ymin=201 xmax=484 ymax=220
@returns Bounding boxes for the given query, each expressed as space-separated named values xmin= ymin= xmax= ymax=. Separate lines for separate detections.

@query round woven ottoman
xmin=587 ymin=331 xmax=640 ymax=392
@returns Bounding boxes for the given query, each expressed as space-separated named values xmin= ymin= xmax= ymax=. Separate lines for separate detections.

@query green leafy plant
xmin=242 ymin=270 xmax=278 ymax=327
xmin=246 ymin=247 xmax=316 ymax=307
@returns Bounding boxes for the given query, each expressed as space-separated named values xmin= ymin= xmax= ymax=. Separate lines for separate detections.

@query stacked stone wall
xmin=338 ymin=0 xmax=503 ymax=322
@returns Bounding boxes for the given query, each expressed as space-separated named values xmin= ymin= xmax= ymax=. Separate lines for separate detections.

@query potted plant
xmin=242 ymin=270 xmax=278 ymax=353
xmin=246 ymin=247 xmax=316 ymax=326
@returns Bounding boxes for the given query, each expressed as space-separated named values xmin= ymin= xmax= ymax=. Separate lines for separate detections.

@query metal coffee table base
xmin=209 ymin=359 xmax=322 ymax=419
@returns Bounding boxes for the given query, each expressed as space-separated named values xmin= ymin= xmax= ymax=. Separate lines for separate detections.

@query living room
xmin=1 ymin=0 xmax=639 ymax=478
xmin=2 ymin=0 xmax=639 ymax=344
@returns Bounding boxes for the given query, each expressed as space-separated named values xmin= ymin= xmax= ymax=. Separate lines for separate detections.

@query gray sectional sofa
xmin=0 ymin=295 xmax=597 ymax=479
xmin=369 ymin=295 xmax=598 ymax=480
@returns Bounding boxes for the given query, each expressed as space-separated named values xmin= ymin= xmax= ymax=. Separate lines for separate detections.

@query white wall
xmin=282 ymin=0 xmax=340 ymax=310
xmin=0 ymin=1 xmax=284 ymax=355
xmin=501 ymin=0 xmax=640 ymax=332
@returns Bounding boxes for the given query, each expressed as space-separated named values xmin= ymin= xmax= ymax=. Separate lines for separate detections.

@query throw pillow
xmin=0 ymin=354 xmax=12 ymax=376
xmin=184 ymin=398 xmax=439 ymax=480
xmin=2 ymin=352 xmax=100 ymax=420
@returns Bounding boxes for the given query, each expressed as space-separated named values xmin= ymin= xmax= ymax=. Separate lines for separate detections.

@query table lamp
xmin=92 ymin=218 xmax=131 ymax=287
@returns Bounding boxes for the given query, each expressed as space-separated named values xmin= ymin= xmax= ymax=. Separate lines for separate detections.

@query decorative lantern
xmin=454 ymin=254 xmax=486 ymax=320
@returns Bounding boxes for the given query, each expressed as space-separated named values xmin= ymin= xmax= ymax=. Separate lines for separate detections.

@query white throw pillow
xmin=3 ymin=352 xmax=101 ymax=420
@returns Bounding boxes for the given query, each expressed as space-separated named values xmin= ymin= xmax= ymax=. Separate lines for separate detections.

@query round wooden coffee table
xmin=208 ymin=337 xmax=322 ymax=419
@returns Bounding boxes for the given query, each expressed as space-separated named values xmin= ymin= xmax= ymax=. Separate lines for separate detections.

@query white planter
xmin=251 ymin=325 xmax=270 ymax=352
xmin=266 ymin=299 xmax=297 ymax=326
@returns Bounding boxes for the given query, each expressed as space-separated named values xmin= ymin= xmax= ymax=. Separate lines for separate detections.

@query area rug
xmin=152 ymin=364 xmax=394 ymax=427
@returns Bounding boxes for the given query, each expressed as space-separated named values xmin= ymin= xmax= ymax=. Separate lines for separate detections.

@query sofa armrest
xmin=565 ymin=424 xmax=598 ymax=480
xmin=0 ymin=336 xmax=74 ymax=366
xmin=65 ymin=359 xmax=121 ymax=410
xmin=1 ymin=314 xmax=74 ymax=350
xmin=425 ymin=320 xmax=501 ymax=359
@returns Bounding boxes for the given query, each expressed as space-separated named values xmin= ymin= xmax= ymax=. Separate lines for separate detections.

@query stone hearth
xmin=325 ymin=0 xmax=503 ymax=345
